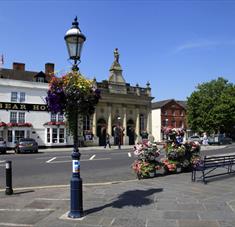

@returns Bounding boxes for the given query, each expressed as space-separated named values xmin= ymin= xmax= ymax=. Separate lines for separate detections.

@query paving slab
xmin=178 ymin=220 xmax=219 ymax=227
xmin=1 ymin=167 xmax=235 ymax=226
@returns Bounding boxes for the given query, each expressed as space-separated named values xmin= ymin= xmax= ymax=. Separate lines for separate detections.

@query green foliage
xmin=187 ymin=77 xmax=235 ymax=134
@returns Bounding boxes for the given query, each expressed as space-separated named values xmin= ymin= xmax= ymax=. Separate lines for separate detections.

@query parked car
xmin=208 ymin=134 xmax=233 ymax=145
xmin=15 ymin=138 xmax=38 ymax=153
xmin=0 ymin=137 xmax=7 ymax=154
xmin=188 ymin=135 xmax=202 ymax=144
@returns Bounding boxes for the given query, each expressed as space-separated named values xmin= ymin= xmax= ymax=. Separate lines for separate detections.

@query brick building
xmin=151 ymin=99 xmax=187 ymax=142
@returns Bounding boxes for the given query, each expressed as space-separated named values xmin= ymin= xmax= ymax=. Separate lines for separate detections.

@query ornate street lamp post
xmin=64 ymin=17 xmax=86 ymax=218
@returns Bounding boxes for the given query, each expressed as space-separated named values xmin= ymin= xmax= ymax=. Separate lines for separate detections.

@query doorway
xmin=127 ymin=119 xmax=135 ymax=145
xmin=96 ymin=118 xmax=107 ymax=146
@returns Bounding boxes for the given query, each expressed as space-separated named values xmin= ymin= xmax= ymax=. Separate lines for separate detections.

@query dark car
xmin=0 ymin=137 xmax=7 ymax=154
xmin=208 ymin=134 xmax=233 ymax=145
xmin=15 ymin=138 xmax=38 ymax=153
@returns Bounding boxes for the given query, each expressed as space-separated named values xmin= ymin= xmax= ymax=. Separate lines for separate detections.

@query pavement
xmin=0 ymin=144 xmax=234 ymax=227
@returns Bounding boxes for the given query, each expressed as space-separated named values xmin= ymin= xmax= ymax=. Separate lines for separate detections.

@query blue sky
xmin=1 ymin=0 xmax=235 ymax=101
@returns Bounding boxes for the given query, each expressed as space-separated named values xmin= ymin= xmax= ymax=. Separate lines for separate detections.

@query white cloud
xmin=174 ymin=40 xmax=220 ymax=54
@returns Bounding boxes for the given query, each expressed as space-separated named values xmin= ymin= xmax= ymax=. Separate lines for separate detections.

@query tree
xmin=187 ymin=77 xmax=235 ymax=135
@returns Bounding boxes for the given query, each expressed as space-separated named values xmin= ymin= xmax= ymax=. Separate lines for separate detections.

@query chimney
xmin=13 ymin=62 xmax=25 ymax=71
xmin=45 ymin=63 xmax=55 ymax=76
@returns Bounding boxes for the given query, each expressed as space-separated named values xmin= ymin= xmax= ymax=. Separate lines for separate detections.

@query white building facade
xmin=0 ymin=77 xmax=72 ymax=148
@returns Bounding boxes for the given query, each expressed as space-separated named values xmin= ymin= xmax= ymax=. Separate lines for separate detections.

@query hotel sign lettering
xmin=0 ymin=102 xmax=48 ymax=111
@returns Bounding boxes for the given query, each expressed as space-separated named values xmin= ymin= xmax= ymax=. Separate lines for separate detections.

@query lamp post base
xmin=5 ymin=188 xmax=13 ymax=195
xmin=68 ymin=176 xmax=83 ymax=218
xmin=68 ymin=151 xmax=83 ymax=219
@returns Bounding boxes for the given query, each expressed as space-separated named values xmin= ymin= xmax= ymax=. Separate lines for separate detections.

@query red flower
xmin=44 ymin=122 xmax=65 ymax=126
xmin=7 ymin=122 xmax=32 ymax=127
xmin=0 ymin=122 xmax=6 ymax=127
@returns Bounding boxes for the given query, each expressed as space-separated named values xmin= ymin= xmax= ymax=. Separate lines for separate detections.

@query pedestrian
xmin=114 ymin=126 xmax=121 ymax=149
xmin=104 ymin=133 xmax=111 ymax=148
xmin=202 ymin=132 xmax=208 ymax=145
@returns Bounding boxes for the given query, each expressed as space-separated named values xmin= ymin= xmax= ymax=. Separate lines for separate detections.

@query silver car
xmin=15 ymin=138 xmax=38 ymax=153
xmin=188 ymin=135 xmax=202 ymax=144
xmin=0 ymin=137 xmax=7 ymax=154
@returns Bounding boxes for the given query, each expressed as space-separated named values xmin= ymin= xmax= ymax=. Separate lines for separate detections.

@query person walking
xmin=114 ymin=126 xmax=121 ymax=149
xmin=104 ymin=133 xmax=111 ymax=148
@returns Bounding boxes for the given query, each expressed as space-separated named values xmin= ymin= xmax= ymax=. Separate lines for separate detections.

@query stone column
xmin=123 ymin=106 xmax=127 ymax=131
xmin=123 ymin=105 xmax=128 ymax=145
xmin=108 ymin=104 xmax=112 ymax=135
xmin=92 ymin=110 xmax=97 ymax=136
xmin=147 ymin=107 xmax=154 ymax=142
xmin=135 ymin=107 xmax=141 ymax=142
xmin=147 ymin=107 xmax=152 ymax=134
xmin=92 ymin=110 xmax=99 ymax=145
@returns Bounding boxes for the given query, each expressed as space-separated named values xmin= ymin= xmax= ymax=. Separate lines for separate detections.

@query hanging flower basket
xmin=0 ymin=122 xmax=6 ymax=127
xmin=7 ymin=122 xmax=32 ymax=127
xmin=44 ymin=122 xmax=66 ymax=126
xmin=46 ymin=71 xmax=101 ymax=141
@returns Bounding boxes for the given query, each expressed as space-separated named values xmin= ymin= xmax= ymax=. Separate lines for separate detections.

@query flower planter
xmin=132 ymin=141 xmax=161 ymax=180
xmin=161 ymin=128 xmax=201 ymax=175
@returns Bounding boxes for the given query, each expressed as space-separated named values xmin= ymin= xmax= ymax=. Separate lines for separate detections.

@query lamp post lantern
xmin=65 ymin=17 xmax=86 ymax=219
xmin=64 ymin=16 xmax=86 ymax=71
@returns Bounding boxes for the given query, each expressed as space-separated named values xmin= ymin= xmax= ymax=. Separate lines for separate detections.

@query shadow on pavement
xmin=13 ymin=190 xmax=35 ymax=195
xmin=86 ymin=188 xmax=163 ymax=215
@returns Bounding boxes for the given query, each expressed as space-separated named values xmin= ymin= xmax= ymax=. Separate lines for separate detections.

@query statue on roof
xmin=114 ymin=48 xmax=119 ymax=63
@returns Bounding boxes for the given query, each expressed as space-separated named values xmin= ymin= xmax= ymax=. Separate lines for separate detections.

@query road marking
xmin=128 ymin=152 xmax=131 ymax=157
xmin=0 ymin=160 xmax=6 ymax=163
xmin=50 ymin=157 xmax=111 ymax=164
xmin=110 ymin=218 xmax=116 ymax=225
xmin=46 ymin=157 xmax=56 ymax=163
xmin=36 ymin=154 xmax=90 ymax=160
xmin=35 ymin=198 xmax=69 ymax=201
xmin=89 ymin=155 xmax=96 ymax=160
xmin=0 ymin=223 xmax=33 ymax=227
xmin=0 ymin=208 xmax=55 ymax=212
